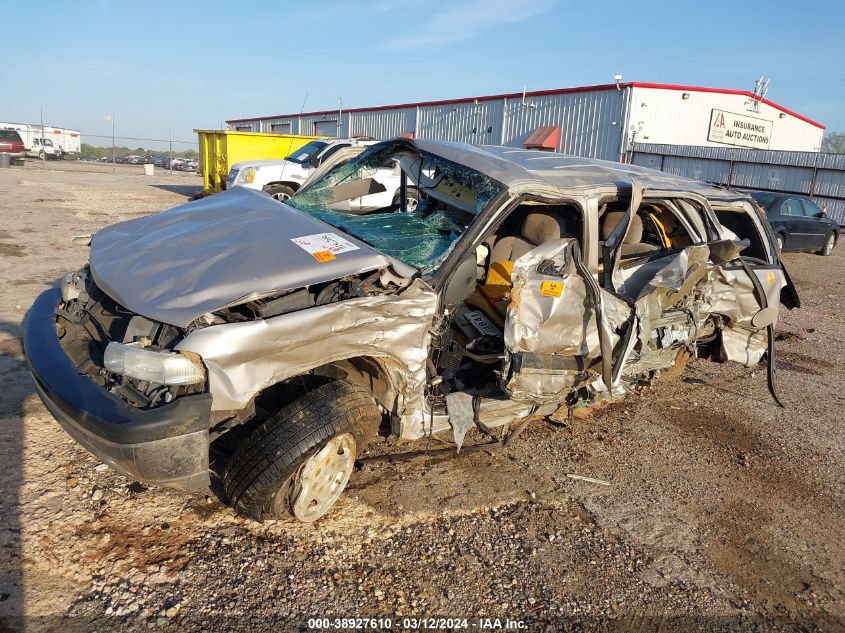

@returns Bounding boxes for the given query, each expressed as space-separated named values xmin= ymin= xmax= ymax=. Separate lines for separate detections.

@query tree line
xmin=80 ymin=143 xmax=198 ymax=159
xmin=821 ymin=132 xmax=845 ymax=154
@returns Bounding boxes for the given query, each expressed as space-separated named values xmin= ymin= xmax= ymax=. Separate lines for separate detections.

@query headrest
xmin=521 ymin=210 xmax=567 ymax=245
xmin=601 ymin=211 xmax=643 ymax=243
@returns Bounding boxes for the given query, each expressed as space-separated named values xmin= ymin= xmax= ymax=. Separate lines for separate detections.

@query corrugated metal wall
xmin=228 ymin=89 xmax=625 ymax=160
xmin=632 ymin=143 xmax=845 ymax=225
xmin=418 ymin=99 xmax=505 ymax=145
xmin=348 ymin=108 xmax=417 ymax=140
xmin=501 ymin=89 xmax=624 ymax=159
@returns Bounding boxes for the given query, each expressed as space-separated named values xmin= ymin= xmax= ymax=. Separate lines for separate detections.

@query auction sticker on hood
xmin=291 ymin=233 xmax=359 ymax=262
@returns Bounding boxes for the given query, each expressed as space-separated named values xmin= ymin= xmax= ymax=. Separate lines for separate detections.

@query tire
xmin=38 ymin=150 xmax=44 ymax=160
xmin=817 ymin=232 xmax=836 ymax=256
xmin=775 ymin=234 xmax=784 ymax=253
xmin=393 ymin=186 xmax=420 ymax=212
xmin=263 ymin=184 xmax=296 ymax=202
xmin=223 ymin=380 xmax=381 ymax=522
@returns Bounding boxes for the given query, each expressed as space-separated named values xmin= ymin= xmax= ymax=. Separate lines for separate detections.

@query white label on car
xmin=291 ymin=233 xmax=360 ymax=257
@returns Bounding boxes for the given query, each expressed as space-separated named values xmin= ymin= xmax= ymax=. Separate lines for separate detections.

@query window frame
xmin=800 ymin=198 xmax=822 ymax=218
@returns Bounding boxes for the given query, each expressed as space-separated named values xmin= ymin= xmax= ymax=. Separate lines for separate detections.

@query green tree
xmin=821 ymin=131 xmax=845 ymax=153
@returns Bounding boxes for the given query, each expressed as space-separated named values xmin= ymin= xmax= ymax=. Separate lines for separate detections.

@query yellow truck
xmin=195 ymin=130 xmax=325 ymax=193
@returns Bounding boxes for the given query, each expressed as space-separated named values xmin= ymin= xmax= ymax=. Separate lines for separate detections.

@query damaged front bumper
xmin=24 ymin=288 xmax=212 ymax=490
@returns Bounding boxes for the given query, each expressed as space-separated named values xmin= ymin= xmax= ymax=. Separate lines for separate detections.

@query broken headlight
xmin=104 ymin=342 xmax=206 ymax=386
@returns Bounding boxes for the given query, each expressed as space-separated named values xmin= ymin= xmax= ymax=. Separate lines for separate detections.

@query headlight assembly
xmin=104 ymin=342 xmax=206 ymax=386
xmin=237 ymin=166 xmax=256 ymax=184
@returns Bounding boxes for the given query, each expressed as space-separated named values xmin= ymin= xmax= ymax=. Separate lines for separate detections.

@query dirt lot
xmin=0 ymin=162 xmax=842 ymax=632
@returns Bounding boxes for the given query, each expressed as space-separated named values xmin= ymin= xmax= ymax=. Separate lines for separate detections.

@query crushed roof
xmin=408 ymin=139 xmax=745 ymax=200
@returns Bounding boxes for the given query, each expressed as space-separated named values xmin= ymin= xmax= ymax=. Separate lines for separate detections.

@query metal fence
xmin=631 ymin=143 xmax=845 ymax=225
xmin=2 ymin=115 xmax=200 ymax=175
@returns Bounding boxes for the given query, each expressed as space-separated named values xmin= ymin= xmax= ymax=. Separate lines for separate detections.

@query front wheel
xmin=775 ymin=234 xmax=784 ymax=253
xmin=223 ymin=380 xmax=381 ymax=522
xmin=263 ymin=183 xmax=295 ymax=202
xmin=818 ymin=232 xmax=836 ymax=256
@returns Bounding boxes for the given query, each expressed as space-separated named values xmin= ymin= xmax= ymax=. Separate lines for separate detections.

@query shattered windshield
xmin=288 ymin=144 xmax=505 ymax=274
xmin=285 ymin=141 xmax=328 ymax=164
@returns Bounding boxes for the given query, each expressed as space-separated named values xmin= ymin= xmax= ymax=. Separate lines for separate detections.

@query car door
xmin=502 ymin=186 xmax=714 ymax=403
xmin=779 ymin=198 xmax=805 ymax=249
xmin=501 ymin=235 xmax=633 ymax=403
xmin=800 ymin=198 xmax=828 ymax=249
xmin=501 ymin=184 xmax=796 ymax=406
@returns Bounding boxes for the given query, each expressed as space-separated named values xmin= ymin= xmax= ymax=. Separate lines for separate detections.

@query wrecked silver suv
xmin=25 ymin=139 xmax=799 ymax=522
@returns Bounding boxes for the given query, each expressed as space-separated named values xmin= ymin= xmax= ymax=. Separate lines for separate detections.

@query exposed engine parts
xmin=57 ymin=266 xmax=202 ymax=409
xmin=198 ymin=268 xmax=407 ymax=327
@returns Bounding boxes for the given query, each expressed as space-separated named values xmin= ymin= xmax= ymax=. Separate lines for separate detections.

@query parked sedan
xmin=749 ymin=191 xmax=839 ymax=256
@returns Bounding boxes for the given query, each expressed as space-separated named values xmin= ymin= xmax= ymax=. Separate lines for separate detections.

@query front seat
xmin=600 ymin=211 xmax=659 ymax=256
xmin=490 ymin=209 xmax=568 ymax=262
xmin=476 ymin=209 xmax=570 ymax=315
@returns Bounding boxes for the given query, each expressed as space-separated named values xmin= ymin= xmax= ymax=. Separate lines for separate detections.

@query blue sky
xmin=2 ymin=0 xmax=843 ymax=150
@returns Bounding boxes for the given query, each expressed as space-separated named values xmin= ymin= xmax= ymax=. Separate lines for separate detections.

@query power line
xmin=81 ymin=133 xmax=197 ymax=145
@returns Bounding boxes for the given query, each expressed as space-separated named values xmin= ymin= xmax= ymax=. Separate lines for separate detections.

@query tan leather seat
xmin=490 ymin=209 xmax=568 ymax=262
xmin=600 ymin=211 xmax=659 ymax=256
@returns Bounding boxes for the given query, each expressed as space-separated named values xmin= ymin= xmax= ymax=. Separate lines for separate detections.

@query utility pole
xmin=169 ymin=119 xmax=173 ymax=175
xmin=112 ymin=112 xmax=115 ymax=176
xmin=40 ymin=106 xmax=46 ymax=170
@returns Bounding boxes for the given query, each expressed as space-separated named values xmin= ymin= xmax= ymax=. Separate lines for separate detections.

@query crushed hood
xmin=89 ymin=187 xmax=391 ymax=327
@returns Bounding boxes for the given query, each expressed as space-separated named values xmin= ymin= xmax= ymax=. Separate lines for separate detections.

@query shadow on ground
xmin=150 ymin=184 xmax=203 ymax=198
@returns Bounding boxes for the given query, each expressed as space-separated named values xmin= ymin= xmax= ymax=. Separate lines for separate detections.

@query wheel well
xmin=262 ymin=181 xmax=300 ymax=192
xmin=254 ymin=357 xmax=398 ymax=421
xmin=311 ymin=357 xmax=399 ymax=416
xmin=211 ymin=356 xmax=401 ymax=443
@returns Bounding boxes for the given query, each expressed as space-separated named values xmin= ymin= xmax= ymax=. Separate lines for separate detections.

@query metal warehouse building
xmin=226 ymin=81 xmax=825 ymax=161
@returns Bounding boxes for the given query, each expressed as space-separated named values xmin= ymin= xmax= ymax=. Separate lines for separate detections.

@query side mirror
xmin=309 ymin=155 xmax=321 ymax=168
xmin=815 ymin=211 xmax=825 ymax=218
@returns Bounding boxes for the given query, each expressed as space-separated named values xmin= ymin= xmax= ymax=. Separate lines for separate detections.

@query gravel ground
xmin=0 ymin=162 xmax=842 ymax=632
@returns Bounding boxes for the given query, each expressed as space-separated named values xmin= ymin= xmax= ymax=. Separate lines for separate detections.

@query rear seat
xmin=600 ymin=211 xmax=659 ymax=256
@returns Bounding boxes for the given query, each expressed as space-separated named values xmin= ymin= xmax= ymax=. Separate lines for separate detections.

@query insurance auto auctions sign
xmin=708 ymin=109 xmax=773 ymax=149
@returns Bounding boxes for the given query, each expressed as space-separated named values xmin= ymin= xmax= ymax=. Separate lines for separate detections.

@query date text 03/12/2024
xmin=306 ymin=617 xmax=527 ymax=630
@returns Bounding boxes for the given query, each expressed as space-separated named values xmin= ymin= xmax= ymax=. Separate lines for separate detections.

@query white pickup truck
xmin=227 ymin=138 xmax=420 ymax=212
xmin=29 ymin=137 xmax=60 ymax=159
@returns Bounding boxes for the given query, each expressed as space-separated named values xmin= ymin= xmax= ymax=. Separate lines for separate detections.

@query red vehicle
xmin=0 ymin=129 xmax=26 ymax=160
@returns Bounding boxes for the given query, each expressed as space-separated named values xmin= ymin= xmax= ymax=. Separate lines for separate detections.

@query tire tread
xmin=222 ymin=380 xmax=380 ymax=520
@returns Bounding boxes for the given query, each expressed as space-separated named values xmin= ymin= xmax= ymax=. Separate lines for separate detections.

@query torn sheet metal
xmin=178 ymin=279 xmax=438 ymax=439
xmin=707 ymin=264 xmax=785 ymax=366
xmin=617 ymin=244 xmax=711 ymax=387
xmin=89 ymin=187 xmax=392 ymax=327
xmin=502 ymin=238 xmax=631 ymax=403
xmin=446 ymin=391 xmax=476 ymax=452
